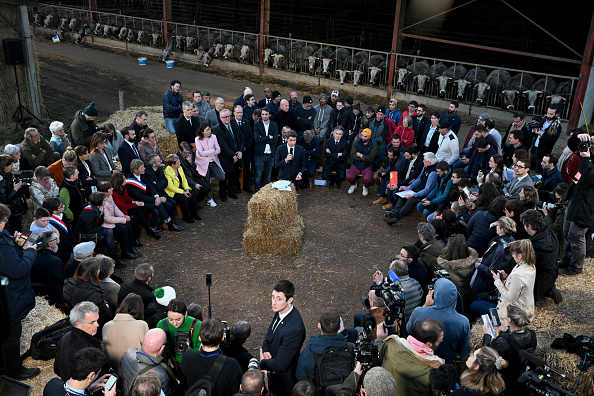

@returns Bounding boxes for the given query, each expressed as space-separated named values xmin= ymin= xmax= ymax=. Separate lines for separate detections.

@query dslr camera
xmin=174 ymin=331 xmax=191 ymax=354
xmin=527 ymin=116 xmax=544 ymax=131
xmin=578 ymin=140 xmax=593 ymax=153
xmin=13 ymin=170 xmax=34 ymax=184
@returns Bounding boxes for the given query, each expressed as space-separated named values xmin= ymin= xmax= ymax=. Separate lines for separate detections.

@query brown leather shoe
xmin=382 ymin=203 xmax=393 ymax=210
xmin=373 ymin=197 xmax=388 ymax=205
xmin=158 ymin=224 xmax=168 ymax=231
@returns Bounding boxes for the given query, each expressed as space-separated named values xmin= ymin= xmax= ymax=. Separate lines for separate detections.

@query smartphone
xmin=463 ymin=187 xmax=472 ymax=199
xmin=489 ymin=308 xmax=501 ymax=327
xmin=206 ymin=273 xmax=212 ymax=287
xmin=17 ymin=232 xmax=39 ymax=247
xmin=105 ymin=373 xmax=118 ymax=391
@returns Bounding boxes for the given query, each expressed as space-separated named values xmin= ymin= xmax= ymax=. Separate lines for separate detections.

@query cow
xmin=369 ymin=66 xmax=383 ymax=85
xmin=151 ymin=32 xmax=162 ymax=47
xmin=435 ymin=65 xmax=467 ymax=97
xmin=475 ymin=69 xmax=511 ymax=105
xmin=263 ymin=48 xmax=275 ymax=65
xmin=272 ymin=53 xmax=286 ymax=68
xmin=69 ymin=18 xmax=79 ymax=31
xmin=396 ymin=60 xmax=429 ymax=88
xmin=323 ymin=47 xmax=349 ymax=75
xmin=73 ymin=23 xmax=87 ymax=44
xmin=118 ymin=26 xmax=128 ymax=40
xmin=59 ymin=18 xmax=69 ymax=31
xmin=336 ymin=69 xmax=350 ymax=84
xmin=240 ymin=44 xmax=253 ymax=62
xmin=33 ymin=13 xmax=43 ymax=25
xmin=414 ymin=74 xmax=431 ymax=94
xmin=454 ymin=79 xmax=472 ymax=100
xmin=126 ymin=28 xmax=136 ymax=42
xmin=213 ymin=43 xmax=224 ymax=58
xmin=353 ymin=69 xmax=364 ymax=86
xmin=307 ymin=56 xmax=317 ymax=73
xmin=175 ymin=35 xmax=184 ymax=50
xmin=137 ymin=29 xmax=149 ymax=45
xmin=500 ymin=73 xmax=535 ymax=110
xmin=102 ymin=24 xmax=111 ymax=38
xmin=93 ymin=22 xmax=102 ymax=36
xmin=44 ymin=14 xmax=54 ymax=29
xmin=523 ymin=77 xmax=557 ymax=113
xmin=185 ymin=36 xmax=197 ymax=52
xmin=546 ymin=80 xmax=572 ymax=108
xmin=464 ymin=67 xmax=487 ymax=85
xmin=222 ymin=43 xmax=235 ymax=59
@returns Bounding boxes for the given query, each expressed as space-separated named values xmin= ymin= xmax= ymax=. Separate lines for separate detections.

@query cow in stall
xmin=522 ymin=77 xmax=557 ymax=113
xmin=118 ymin=26 xmax=128 ymax=40
xmin=336 ymin=69 xmax=350 ymax=84
xmin=263 ymin=48 xmax=275 ymax=65
xmin=34 ymin=12 xmax=43 ymax=25
xmin=93 ymin=22 xmax=103 ymax=36
xmin=195 ymin=35 xmax=213 ymax=62
xmin=137 ymin=29 xmax=150 ymax=45
xmin=222 ymin=43 xmax=235 ymax=59
xmin=546 ymin=80 xmax=572 ymax=108
xmin=151 ymin=32 xmax=163 ymax=47
xmin=396 ymin=60 xmax=429 ymax=89
xmin=102 ymin=24 xmax=112 ymax=38
xmin=271 ymin=53 xmax=287 ymax=68
xmin=324 ymin=47 xmax=349 ymax=76
xmin=59 ymin=18 xmax=69 ymax=30
xmin=162 ymin=33 xmax=175 ymax=61
xmin=126 ymin=28 xmax=137 ymax=42
xmin=73 ymin=23 xmax=88 ymax=44
xmin=175 ymin=35 xmax=184 ymax=51
xmin=309 ymin=46 xmax=333 ymax=74
xmin=435 ymin=65 xmax=467 ymax=97
xmin=69 ymin=18 xmax=79 ymax=31
xmin=414 ymin=62 xmax=446 ymax=94
xmin=44 ymin=14 xmax=55 ymax=28
xmin=240 ymin=44 xmax=254 ymax=62
xmin=475 ymin=69 xmax=511 ymax=105
xmin=500 ymin=73 xmax=535 ymax=110
xmin=368 ymin=54 xmax=386 ymax=85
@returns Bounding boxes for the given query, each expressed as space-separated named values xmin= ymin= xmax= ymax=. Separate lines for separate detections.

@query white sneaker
xmin=207 ymin=199 xmax=217 ymax=207
xmin=362 ymin=187 xmax=369 ymax=196
xmin=348 ymin=183 xmax=357 ymax=194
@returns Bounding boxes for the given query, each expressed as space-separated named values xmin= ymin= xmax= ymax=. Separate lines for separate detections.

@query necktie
xmin=283 ymin=138 xmax=286 ymax=144
xmin=271 ymin=316 xmax=280 ymax=332
xmin=132 ymin=143 xmax=140 ymax=159
xmin=290 ymin=147 xmax=294 ymax=155
xmin=335 ymin=140 xmax=339 ymax=145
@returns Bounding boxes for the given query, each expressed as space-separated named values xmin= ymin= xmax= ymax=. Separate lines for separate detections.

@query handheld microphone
xmin=388 ymin=270 xmax=400 ymax=283
xmin=519 ymin=350 xmax=568 ymax=379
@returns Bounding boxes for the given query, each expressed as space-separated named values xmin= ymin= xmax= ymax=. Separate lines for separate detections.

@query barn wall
xmin=581 ymin=67 xmax=594 ymax=128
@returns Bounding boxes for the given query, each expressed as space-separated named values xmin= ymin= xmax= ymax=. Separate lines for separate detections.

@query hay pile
xmin=100 ymin=106 xmax=179 ymax=157
xmin=243 ymin=183 xmax=304 ymax=255
xmin=20 ymin=296 xmax=67 ymax=393
xmin=470 ymin=265 xmax=594 ymax=395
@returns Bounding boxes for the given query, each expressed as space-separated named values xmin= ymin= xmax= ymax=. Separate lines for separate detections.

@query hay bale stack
xmin=100 ymin=106 xmax=179 ymax=157
xmin=243 ymin=183 xmax=304 ymax=255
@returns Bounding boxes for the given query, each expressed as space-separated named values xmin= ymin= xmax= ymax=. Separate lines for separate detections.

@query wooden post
xmin=19 ymin=5 xmax=41 ymax=120
xmin=259 ymin=0 xmax=270 ymax=76
xmin=163 ymin=0 xmax=172 ymax=44
xmin=119 ymin=91 xmax=124 ymax=111
xmin=568 ymin=10 xmax=594 ymax=131
xmin=387 ymin=0 xmax=404 ymax=98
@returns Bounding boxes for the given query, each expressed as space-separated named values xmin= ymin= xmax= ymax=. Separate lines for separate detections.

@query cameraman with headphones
xmin=561 ymin=129 xmax=594 ymax=276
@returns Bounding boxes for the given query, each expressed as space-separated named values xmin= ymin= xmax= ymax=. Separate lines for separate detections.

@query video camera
xmin=13 ymin=170 xmax=34 ymax=185
xmin=518 ymin=350 xmax=574 ymax=396
xmin=428 ymin=268 xmax=450 ymax=291
xmin=370 ymin=275 xmax=405 ymax=336
xmin=354 ymin=312 xmax=379 ymax=370
xmin=527 ymin=116 xmax=544 ymax=131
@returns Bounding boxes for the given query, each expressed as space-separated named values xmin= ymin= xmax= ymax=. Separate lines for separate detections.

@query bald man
xmin=273 ymin=99 xmax=298 ymax=132
xmin=239 ymin=369 xmax=265 ymax=396
xmin=120 ymin=329 xmax=173 ymax=396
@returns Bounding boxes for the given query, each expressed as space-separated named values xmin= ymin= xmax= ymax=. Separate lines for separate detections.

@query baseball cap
xmin=361 ymin=128 xmax=372 ymax=137
xmin=478 ymin=113 xmax=490 ymax=121
xmin=331 ymin=90 xmax=339 ymax=96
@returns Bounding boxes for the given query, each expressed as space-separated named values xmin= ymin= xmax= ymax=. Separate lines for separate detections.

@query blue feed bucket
xmin=138 ymin=57 xmax=147 ymax=65
xmin=166 ymin=60 xmax=174 ymax=68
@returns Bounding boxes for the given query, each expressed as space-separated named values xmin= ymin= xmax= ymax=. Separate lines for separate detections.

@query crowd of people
xmin=1 ymin=80 xmax=593 ymax=396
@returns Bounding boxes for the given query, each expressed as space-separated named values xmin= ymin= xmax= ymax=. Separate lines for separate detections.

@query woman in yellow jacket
xmin=164 ymin=154 xmax=199 ymax=223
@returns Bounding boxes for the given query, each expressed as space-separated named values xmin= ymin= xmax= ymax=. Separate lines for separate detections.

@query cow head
xmin=223 ymin=43 xmax=234 ymax=59
xmin=501 ymin=89 xmax=520 ymax=110
xmin=118 ymin=26 xmax=128 ymax=40
xmin=102 ymin=24 xmax=111 ymax=37
xmin=137 ymin=30 xmax=146 ymax=44
xmin=213 ymin=43 xmax=224 ymax=57
xmin=126 ymin=28 xmax=136 ymax=42
xmin=396 ymin=68 xmax=410 ymax=87
xmin=68 ymin=18 xmax=78 ymax=31
xmin=33 ymin=13 xmax=42 ymax=25
xmin=272 ymin=53 xmax=285 ymax=68
xmin=174 ymin=35 xmax=183 ymax=50
xmin=475 ymin=82 xmax=491 ymax=104
xmin=414 ymin=75 xmax=430 ymax=93
xmin=436 ymin=76 xmax=452 ymax=97
xmin=185 ymin=36 xmax=195 ymax=52
xmin=353 ymin=70 xmax=363 ymax=86
xmin=203 ymin=52 xmax=213 ymax=67
xmin=307 ymin=56 xmax=316 ymax=73
xmin=321 ymin=58 xmax=332 ymax=74
xmin=546 ymin=95 xmax=567 ymax=106
xmin=336 ymin=69 xmax=350 ymax=84
xmin=59 ymin=18 xmax=68 ymax=30
xmin=522 ymin=90 xmax=543 ymax=111
xmin=240 ymin=45 xmax=252 ymax=61
xmin=263 ymin=48 xmax=274 ymax=64
xmin=455 ymin=79 xmax=470 ymax=99
xmin=151 ymin=33 xmax=162 ymax=47
xmin=94 ymin=23 xmax=102 ymax=36
xmin=369 ymin=67 xmax=382 ymax=85
xmin=43 ymin=14 xmax=54 ymax=28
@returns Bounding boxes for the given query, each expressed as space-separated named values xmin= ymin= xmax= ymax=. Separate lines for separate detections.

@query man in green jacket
xmin=20 ymin=127 xmax=60 ymax=168
xmin=71 ymin=102 xmax=99 ymax=147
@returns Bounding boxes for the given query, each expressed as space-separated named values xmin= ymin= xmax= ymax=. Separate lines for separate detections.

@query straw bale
xmin=470 ymin=264 xmax=594 ymax=395
xmin=100 ymin=106 xmax=180 ymax=157
xmin=247 ymin=183 xmax=299 ymax=223
xmin=243 ymin=183 xmax=304 ymax=255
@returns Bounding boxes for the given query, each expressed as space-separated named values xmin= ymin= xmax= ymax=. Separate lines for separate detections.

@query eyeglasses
xmin=221 ymin=115 xmax=230 ymax=119
xmin=397 ymin=252 xmax=409 ymax=259
xmin=516 ymin=165 xmax=526 ymax=169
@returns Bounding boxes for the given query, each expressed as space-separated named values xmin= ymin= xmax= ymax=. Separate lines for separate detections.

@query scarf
xmin=36 ymin=176 xmax=52 ymax=190
xmin=50 ymin=133 xmax=71 ymax=148
xmin=407 ymin=336 xmax=435 ymax=355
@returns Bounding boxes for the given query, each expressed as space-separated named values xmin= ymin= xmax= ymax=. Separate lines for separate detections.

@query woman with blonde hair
xmin=164 ymin=154 xmax=200 ymax=223
xmin=492 ymin=239 xmax=536 ymax=322
xmin=452 ymin=346 xmax=508 ymax=396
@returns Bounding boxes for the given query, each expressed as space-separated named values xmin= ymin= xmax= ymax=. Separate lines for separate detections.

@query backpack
xmin=312 ymin=342 xmax=355 ymax=394
xmin=184 ymin=354 xmax=227 ymax=396
xmin=21 ymin=317 xmax=72 ymax=360
xmin=499 ymin=329 xmax=537 ymax=379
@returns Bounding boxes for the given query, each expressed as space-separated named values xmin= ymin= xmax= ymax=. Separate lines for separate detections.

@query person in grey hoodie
xmin=406 ymin=278 xmax=470 ymax=364
xmin=295 ymin=308 xmax=353 ymax=381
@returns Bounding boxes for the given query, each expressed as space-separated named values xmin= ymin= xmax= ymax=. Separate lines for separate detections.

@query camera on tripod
xmin=370 ymin=280 xmax=405 ymax=336
xmin=354 ymin=312 xmax=379 ymax=370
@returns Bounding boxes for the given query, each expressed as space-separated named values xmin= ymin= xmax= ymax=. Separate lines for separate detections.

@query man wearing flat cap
xmin=71 ymin=102 xmax=100 ymax=148
xmin=63 ymin=241 xmax=96 ymax=279
xmin=294 ymin=95 xmax=317 ymax=136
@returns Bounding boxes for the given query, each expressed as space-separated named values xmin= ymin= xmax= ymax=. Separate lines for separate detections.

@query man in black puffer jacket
xmin=520 ymin=209 xmax=561 ymax=304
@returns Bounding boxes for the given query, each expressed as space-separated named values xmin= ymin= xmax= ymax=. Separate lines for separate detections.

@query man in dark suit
xmin=257 ymin=87 xmax=273 ymax=109
xmin=253 ymin=108 xmax=279 ymax=192
xmin=233 ymin=105 xmax=254 ymax=193
xmin=175 ymin=101 xmax=200 ymax=146
xmin=212 ymin=109 xmax=244 ymax=201
xmin=260 ymin=280 xmax=306 ymax=396
xmin=322 ymin=126 xmax=348 ymax=189
xmin=275 ymin=130 xmax=305 ymax=189
xmin=126 ymin=159 xmax=183 ymax=233
xmin=118 ymin=126 xmax=141 ymax=175
xmin=143 ymin=154 xmax=176 ymax=220
xmin=413 ymin=104 xmax=430 ymax=147
xmin=205 ymin=97 xmax=226 ymax=127
xmin=418 ymin=112 xmax=441 ymax=155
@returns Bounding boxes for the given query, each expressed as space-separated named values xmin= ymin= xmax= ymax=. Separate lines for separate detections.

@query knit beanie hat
xmin=154 ymin=286 xmax=176 ymax=306
xmin=84 ymin=102 xmax=99 ymax=117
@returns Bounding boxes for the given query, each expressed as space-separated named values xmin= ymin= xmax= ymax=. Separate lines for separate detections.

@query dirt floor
xmin=13 ymin=36 xmax=592 ymax=396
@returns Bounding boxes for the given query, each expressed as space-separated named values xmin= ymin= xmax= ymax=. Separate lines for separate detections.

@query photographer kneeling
xmin=561 ymin=129 xmax=594 ymax=276
xmin=156 ymin=299 xmax=202 ymax=372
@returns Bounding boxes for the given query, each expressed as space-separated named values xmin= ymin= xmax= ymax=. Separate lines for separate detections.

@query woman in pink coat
xmin=98 ymin=181 xmax=139 ymax=262
xmin=195 ymin=123 xmax=225 ymax=207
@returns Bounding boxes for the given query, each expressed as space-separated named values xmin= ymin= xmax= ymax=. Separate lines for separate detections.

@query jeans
xmin=470 ymin=299 xmax=497 ymax=318
xmin=254 ymin=155 xmax=274 ymax=192
xmin=390 ymin=196 xmax=420 ymax=219
xmin=165 ymin=118 xmax=177 ymax=135
xmin=416 ymin=202 xmax=438 ymax=218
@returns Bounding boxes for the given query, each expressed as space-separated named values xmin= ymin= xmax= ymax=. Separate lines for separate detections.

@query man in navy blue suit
xmin=253 ymin=107 xmax=278 ymax=192
xmin=260 ymin=280 xmax=306 ymax=396
xmin=118 ymin=126 xmax=141 ymax=175
xmin=322 ymin=126 xmax=348 ymax=189
xmin=275 ymin=130 xmax=305 ymax=189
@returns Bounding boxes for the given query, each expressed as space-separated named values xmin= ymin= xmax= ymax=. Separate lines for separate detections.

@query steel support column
xmin=568 ymin=10 xmax=594 ymax=131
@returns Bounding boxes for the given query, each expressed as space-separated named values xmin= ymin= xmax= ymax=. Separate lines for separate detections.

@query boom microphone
xmin=519 ymin=350 xmax=568 ymax=379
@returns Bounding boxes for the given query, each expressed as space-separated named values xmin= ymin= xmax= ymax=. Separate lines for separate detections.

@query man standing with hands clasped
xmin=260 ymin=280 xmax=306 ymax=396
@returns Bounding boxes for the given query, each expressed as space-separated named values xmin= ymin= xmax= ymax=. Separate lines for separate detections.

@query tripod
xmin=12 ymin=64 xmax=42 ymax=133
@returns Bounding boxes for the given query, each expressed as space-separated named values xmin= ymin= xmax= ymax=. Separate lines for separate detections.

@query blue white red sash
xmin=126 ymin=177 xmax=146 ymax=191
xmin=83 ymin=205 xmax=94 ymax=211
xmin=49 ymin=214 xmax=68 ymax=234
